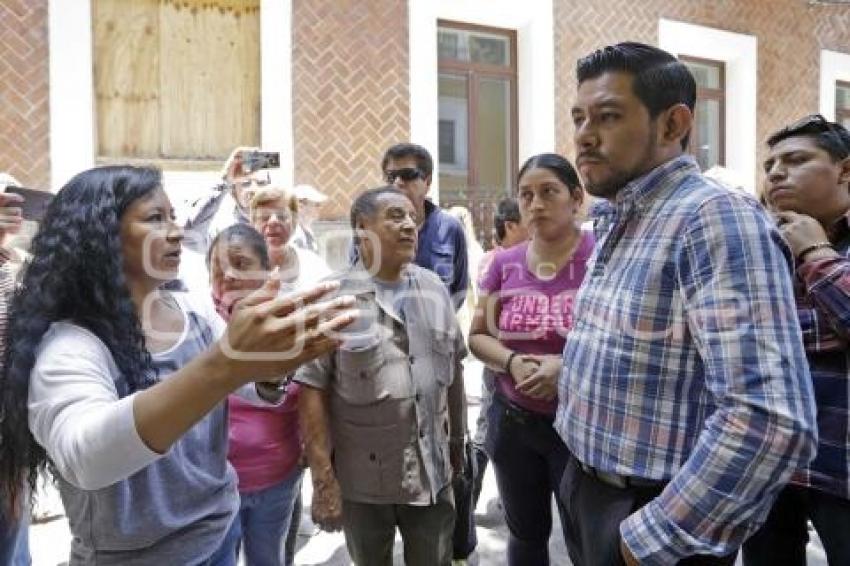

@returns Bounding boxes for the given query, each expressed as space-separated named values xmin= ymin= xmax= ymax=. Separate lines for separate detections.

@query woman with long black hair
xmin=0 ymin=165 xmax=355 ymax=565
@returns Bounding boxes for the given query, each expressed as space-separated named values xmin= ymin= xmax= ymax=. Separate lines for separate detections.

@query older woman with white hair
xmin=248 ymin=186 xmax=330 ymax=565
xmin=250 ymin=187 xmax=330 ymax=292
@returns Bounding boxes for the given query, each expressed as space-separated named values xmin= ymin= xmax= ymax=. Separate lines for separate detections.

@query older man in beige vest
xmin=296 ymin=186 xmax=466 ymax=566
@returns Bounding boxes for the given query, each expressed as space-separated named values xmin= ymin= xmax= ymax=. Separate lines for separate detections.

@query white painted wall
xmin=261 ymin=0 xmax=293 ymax=189
xmin=820 ymin=49 xmax=850 ymax=121
xmin=659 ymin=19 xmax=758 ymax=193
xmin=48 ymin=0 xmax=294 ymax=206
xmin=408 ymin=0 xmax=555 ymax=199
xmin=48 ymin=0 xmax=95 ymax=192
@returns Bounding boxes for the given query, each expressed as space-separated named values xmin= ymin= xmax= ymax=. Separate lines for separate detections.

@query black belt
xmin=579 ymin=461 xmax=665 ymax=490
xmin=494 ymin=393 xmax=554 ymax=425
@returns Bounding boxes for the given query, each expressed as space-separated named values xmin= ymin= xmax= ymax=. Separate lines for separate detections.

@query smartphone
xmin=4 ymin=186 xmax=54 ymax=222
xmin=241 ymin=150 xmax=281 ymax=174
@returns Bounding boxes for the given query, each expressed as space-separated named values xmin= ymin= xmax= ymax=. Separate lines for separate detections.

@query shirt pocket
xmin=333 ymin=421 xmax=415 ymax=500
xmin=336 ymin=343 xmax=389 ymax=405
xmin=429 ymin=243 xmax=456 ymax=288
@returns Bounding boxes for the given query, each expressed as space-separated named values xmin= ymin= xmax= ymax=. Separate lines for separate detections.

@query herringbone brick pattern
xmin=292 ymin=0 xmax=410 ymax=219
xmin=0 ymin=0 xmax=50 ymax=190
xmin=554 ymin=0 xmax=850 ymax=179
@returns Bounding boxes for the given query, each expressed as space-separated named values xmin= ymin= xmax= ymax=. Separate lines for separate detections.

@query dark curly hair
xmin=0 ymin=165 xmax=162 ymax=513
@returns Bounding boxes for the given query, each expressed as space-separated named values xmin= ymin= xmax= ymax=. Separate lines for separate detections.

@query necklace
xmin=528 ymin=230 xmax=582 ymax=281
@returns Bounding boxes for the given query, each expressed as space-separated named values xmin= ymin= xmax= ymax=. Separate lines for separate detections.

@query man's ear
xmin=839 ymin=156 xmax=850 ymax=187
xmin=424 ymin=174 xmax=433 ymax=188
xmin=660 ymin=103 xmax=693 ymax=149
xmin=571 ymin=186 xmax=585 ymax=208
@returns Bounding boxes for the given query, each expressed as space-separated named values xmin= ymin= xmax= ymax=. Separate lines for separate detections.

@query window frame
xmin=681 ymin=54 xmax=726 ymax=169
xmin=837 ymin=80 xmax=850 ymax=128
xmin=437 ymin=20 xmax=518 ymax=199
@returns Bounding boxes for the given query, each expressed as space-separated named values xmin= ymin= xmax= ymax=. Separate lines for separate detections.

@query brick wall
xmin=0 ymin=0 xmax=50 ymax=190
xmin=554 ymin=0 xmax=850 ymax=181
xmin=291 ymin=0 xmax=410 ymax=219
xmin=4 ymin=0 xmax=849 ymax=203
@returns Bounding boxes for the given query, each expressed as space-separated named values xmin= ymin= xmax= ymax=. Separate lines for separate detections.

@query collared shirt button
xmin=419 ymin=429 xmax=425 ymax=438
xmin=369 ymin=453 xmax=376 ymax=461
xmin=359 ymin=371 xmax=367 ymax=379
xmin=409 ymin=355 xmax=415 ymax=364
xmin=415 ymin=393 xmax=421 ymax=402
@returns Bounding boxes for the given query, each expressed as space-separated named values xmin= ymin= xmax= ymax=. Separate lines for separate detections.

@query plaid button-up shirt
xmin=791 ymin=211 xmax=850 ymax=500
xmin=554 ymin=155 xmax=817 ymax=564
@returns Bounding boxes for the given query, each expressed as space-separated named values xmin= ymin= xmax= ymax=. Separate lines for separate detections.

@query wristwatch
xmin=256 ymin=373 xmax=293 ymax=400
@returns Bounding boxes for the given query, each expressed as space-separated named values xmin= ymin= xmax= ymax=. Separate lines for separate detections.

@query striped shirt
xmin=554 ymin=155 xmax=817 ymax=564
xmin=791 ymin=211 xmax=850 ymax=500
xmin=0 ymin=248 xmax=14 ymax=366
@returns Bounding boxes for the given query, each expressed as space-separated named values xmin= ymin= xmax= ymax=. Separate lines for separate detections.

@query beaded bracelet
xmin=504 ymin=351 xmax=518 ymax=376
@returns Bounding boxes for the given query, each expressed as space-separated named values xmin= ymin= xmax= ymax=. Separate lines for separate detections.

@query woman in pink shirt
xmin=469 ymin=153 xmax=592 ymax=565
xmin=209 ymin=224 xmax=303 ymax=566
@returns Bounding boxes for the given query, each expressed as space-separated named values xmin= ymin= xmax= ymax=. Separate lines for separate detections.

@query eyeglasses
xmin=254 ymin=208 xmax=293 ymax=224
xmin=384 ymin=168 xmax=423 ymax=184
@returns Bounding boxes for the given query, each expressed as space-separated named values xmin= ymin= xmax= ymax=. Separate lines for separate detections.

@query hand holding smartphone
xmin=4 ymin=186 xmax=53 ymax=223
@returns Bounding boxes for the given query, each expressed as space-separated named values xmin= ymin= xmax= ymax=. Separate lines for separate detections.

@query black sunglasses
xmin=384 ymin=168 xmax=423 ymax=184
xmin=778 ymin=113 xmax=850 ymax=155
xmin=781 ymin=114 xmax=845 ymax=139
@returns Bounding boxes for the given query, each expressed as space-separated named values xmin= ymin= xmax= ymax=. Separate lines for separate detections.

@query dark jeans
xmin=485 ymin=394 xmax=569 ymax=566
xmin=558 ymin=455 xmax=736 ymax=566
xmin=472 ymin=445 xmax=489 ymax=507
xmin=742 ymin=484 xmax=850 ymax=566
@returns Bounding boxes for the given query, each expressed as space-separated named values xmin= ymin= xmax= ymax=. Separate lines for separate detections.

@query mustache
xmin=577 ymin=152 xmax=605 ymax=161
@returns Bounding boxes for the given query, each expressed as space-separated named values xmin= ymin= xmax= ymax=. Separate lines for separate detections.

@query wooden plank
xmin=159 ymin=0 xmax=260 ymax=160
xmin=93 ymin=0 xmax=160 ymax=158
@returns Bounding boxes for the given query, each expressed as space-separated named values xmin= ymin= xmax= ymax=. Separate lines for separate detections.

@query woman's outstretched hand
xmin=218 ymin=275 xmax=357 ymax=382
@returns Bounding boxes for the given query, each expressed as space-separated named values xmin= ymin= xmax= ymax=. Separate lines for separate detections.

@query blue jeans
xmin=485 ymin=394 xmax=569 ymax=566
xmin=217 ymin=470 xmax=303 ymax=566
xmin=0 ymin=500 xmax=30 ymax=566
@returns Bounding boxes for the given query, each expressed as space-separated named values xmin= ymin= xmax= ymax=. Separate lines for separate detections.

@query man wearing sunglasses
xmin=381 ymin=143 xmax=468 ymax=310
xmin=184 ymin=146 xmax=274 ymax=254
xmin=742 ymin=116 xmax=850 ymax=566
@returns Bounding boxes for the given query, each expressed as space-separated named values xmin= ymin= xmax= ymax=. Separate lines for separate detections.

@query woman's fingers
xmin=255 ymin=280 xmax=343 ymax=319
xmin=236 ymin=270 xmax=283 ymax=309
xmin=265 ymin=295 xmax=355 ymax=336
xmin=289 ymin=314 xmax=359 ymax=361
xmin=515 ymin=371 xmax=542 ymax=391
xmin=516 ymin=370 xmax=556 ymax=397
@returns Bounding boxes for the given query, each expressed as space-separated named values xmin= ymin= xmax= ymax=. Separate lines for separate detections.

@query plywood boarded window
xmin=93 ymin=0 xmax=260 ymax=163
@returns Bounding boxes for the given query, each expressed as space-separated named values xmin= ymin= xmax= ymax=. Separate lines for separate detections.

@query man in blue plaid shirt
xmin=554 ymin=42 xmax=817 ymax=565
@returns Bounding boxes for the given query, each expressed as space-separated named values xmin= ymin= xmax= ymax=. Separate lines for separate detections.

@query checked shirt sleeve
xmin=797 ymin=255 xmax=850 ymax=347
xmin=620 ymin=195 xmax=818 ymax=564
